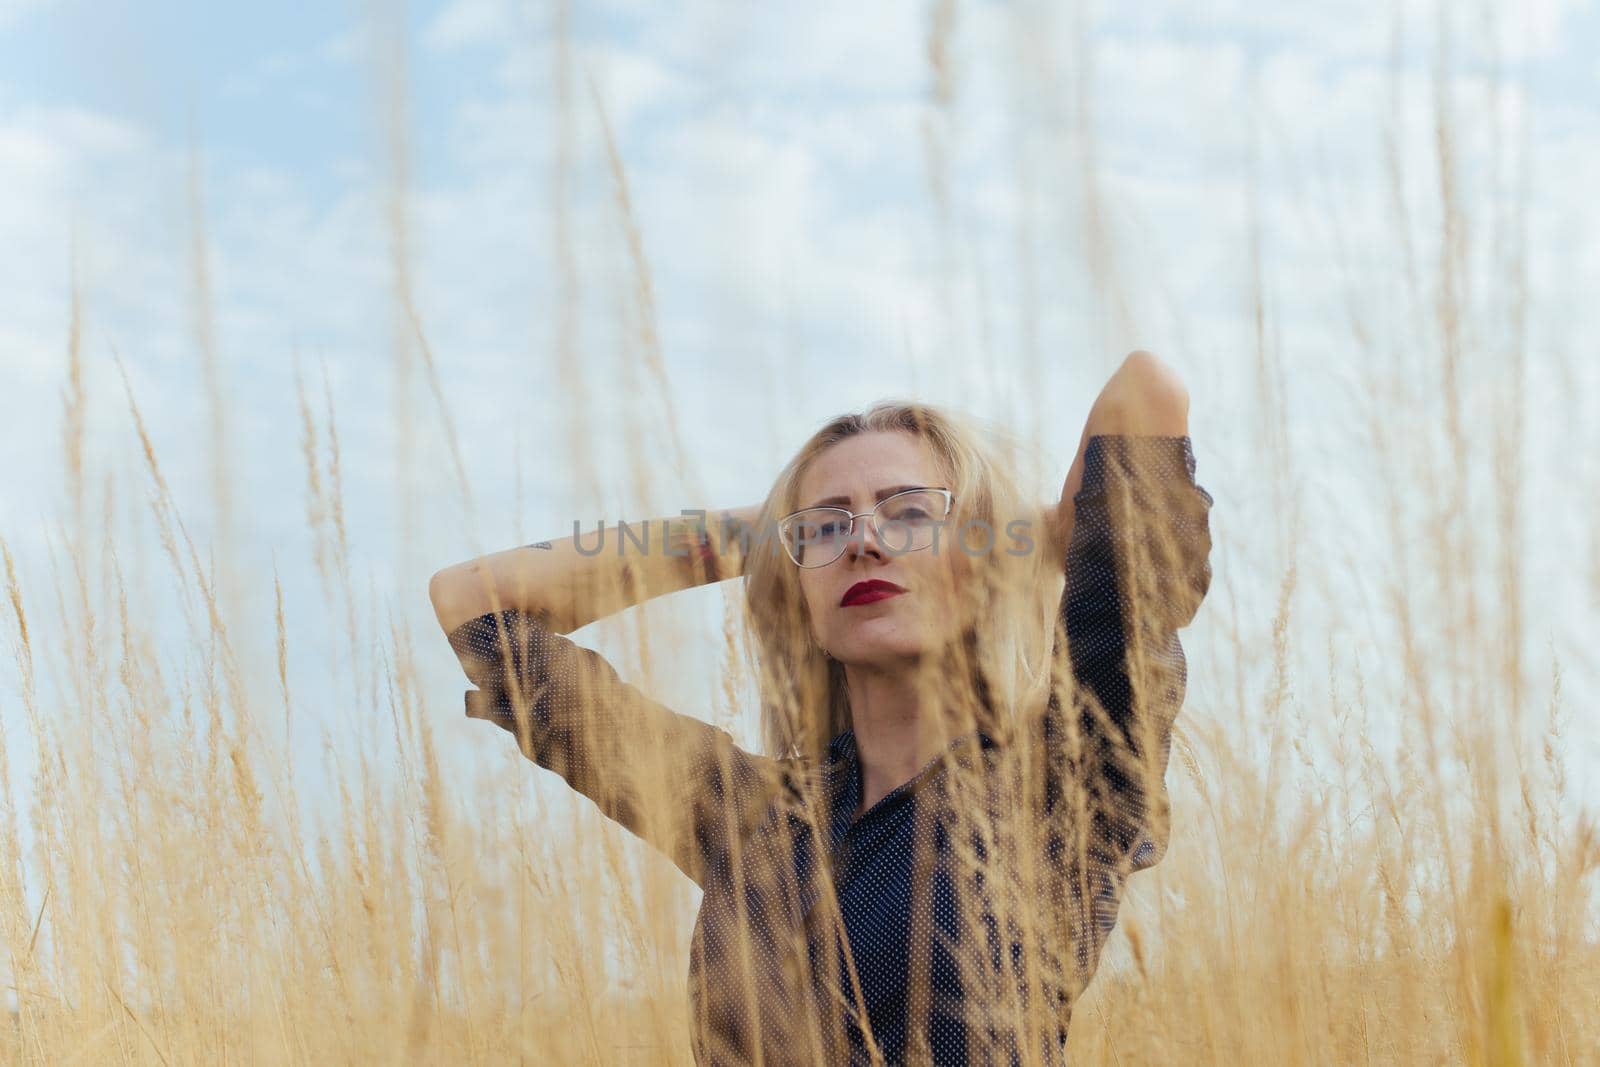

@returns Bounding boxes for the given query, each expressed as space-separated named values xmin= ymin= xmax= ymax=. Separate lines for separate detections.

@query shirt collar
xmin=820 ymin=726 xmax=997 ymax=848
xmin=826 ymin=728 xmax=858 ymax=765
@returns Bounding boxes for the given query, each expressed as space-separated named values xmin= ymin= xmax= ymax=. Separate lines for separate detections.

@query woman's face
xmin=792 ymin=431 xmax=970 ymax=667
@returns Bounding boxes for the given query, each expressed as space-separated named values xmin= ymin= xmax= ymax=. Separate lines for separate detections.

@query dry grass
xmin=0 ymin=1 xmax=1595 ymax=1064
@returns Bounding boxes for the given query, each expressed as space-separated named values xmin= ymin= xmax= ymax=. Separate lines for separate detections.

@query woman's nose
xmin=843 ymin=515 xmax=886 ymax=560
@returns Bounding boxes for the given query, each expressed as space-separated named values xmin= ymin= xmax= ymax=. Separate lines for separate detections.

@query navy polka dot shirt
xmin=445 ymin=435 xmax=1214 ymax=1065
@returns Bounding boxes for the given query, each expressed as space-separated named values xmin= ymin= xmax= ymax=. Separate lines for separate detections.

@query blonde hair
xmin=739 ymin=400 xmax=1059 ymax=767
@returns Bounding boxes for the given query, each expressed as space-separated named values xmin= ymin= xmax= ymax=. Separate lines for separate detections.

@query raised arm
xmin=429 ymin=502 xmax=764 ymax=636
xmin=429 ymin=501 xmax=781 ymax=888
xmin=1040 ymin=352 xmax=1214 ymax=870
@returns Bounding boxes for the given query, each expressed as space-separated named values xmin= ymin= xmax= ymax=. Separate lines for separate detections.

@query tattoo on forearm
xmin=518 ymin=512 xmax=748 ymax=577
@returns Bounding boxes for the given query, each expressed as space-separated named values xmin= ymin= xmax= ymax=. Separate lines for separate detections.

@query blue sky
xmin=2 ymin=0 xmax=1598 ymax=963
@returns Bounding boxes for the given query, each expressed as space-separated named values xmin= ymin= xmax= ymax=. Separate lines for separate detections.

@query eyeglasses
xmin=776 ymin=487 xmax=954 ymax=568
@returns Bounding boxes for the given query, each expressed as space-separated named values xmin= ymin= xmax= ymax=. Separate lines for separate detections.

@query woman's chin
xmin=833 ymin=631 xmax=930 ymax=666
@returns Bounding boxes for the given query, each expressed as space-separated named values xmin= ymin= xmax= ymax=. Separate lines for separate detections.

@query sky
xmin=1 ymin=0 xmax=1598 ymax=975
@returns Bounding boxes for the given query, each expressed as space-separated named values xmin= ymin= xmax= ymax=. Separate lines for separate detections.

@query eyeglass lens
xmin=783 ymin=490 xmax=948 ymax=566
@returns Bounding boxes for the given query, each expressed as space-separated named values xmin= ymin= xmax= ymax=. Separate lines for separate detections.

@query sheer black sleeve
xmin=446 ymin=609 xmax=785 ymax=889
xmin=1041 ymin=434 xmax=1214 ymax=872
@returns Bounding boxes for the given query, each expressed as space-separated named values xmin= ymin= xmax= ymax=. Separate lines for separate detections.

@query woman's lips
xmin=841 ymin=581 xmax=906 ymax=607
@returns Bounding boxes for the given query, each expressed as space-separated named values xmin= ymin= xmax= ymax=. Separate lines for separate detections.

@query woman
xmin=429 ymin=351 xmax=1214 ymax=1065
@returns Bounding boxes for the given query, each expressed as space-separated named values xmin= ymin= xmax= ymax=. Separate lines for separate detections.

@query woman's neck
xmin=843 ymin=659 xmax=952 ymax=818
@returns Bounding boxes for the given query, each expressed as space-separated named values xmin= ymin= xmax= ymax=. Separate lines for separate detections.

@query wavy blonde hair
xmin=739 ymin=400 xmax=1060 ymax=767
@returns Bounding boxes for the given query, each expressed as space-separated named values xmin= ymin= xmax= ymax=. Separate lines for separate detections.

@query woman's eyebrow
xmin=804 ymin=484 xmax=927 ymax=510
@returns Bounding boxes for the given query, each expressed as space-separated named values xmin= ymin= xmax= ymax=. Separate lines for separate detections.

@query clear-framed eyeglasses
xmin=776 ymin=487 xmax=955 ymax=568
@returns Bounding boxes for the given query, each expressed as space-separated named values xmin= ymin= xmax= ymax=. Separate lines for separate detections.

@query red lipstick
xmin=840 ymin=579 xmax=906 ymax=607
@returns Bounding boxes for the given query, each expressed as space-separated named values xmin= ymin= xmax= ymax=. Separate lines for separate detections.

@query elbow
xmin=429 ymin=566 xmax=477 ymax=632
xmin=1099 ymin=351 xmax=1190 ymax=436
xmin=428 ymin=567 xmax=453 ymax=613
xmin=430 ymin=564 xmax=527 ymax=635
xmin=1121 ymin=350 xmax=1189 ymax=410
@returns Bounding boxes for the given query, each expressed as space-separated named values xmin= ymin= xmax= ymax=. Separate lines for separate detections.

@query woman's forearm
xmin=429 ymin=502 xmax=764 ymax=636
